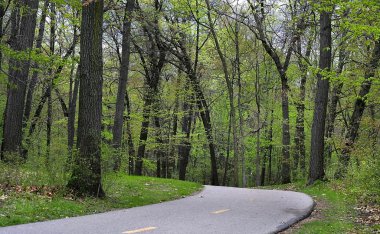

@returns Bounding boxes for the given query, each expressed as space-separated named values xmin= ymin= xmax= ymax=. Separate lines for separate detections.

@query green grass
xmin=262 ymin=181 xmax=371 ymax=234
xmin=0 ymin=174 xmax=202 ymax=227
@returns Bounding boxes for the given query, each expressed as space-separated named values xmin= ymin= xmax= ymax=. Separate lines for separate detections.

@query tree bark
xmin=23 ymin=0 xmax=49 ymax=127
xmin=67 ymin=0 xmax=105 ymax=197
xmin=255 ymin=41 xmax=261 ymax=187
xmin=293 ymin=39 xmax=311 ymax=178
xmin=267 ymin=108 xmax=274 ymax=183
xmin=1 ymin=0 xmax=39 ymax=160
xmin=178 ymin=87 xmax=193 ymax=181
xmin=67 ymin=67 xmax=79 ymax=158
xmin=46 ymin=1 xmax=56 ymax=162
xmin=112 ymin=0 xmax=134 ymax=171
xmin=308 ymin=10 xmax=332 ymax=185
xmin=125 ymin=90 xmax=135 ymax=174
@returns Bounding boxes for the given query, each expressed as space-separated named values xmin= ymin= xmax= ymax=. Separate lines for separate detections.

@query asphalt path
xmin=0 ymin=186 xmax=315 ymax=234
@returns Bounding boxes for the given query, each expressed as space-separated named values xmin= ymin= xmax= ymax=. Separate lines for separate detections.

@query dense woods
xmin=0 ymin=0 xmax=379 ymax=204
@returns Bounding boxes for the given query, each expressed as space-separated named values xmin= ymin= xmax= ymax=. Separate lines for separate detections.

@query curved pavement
xmin=0 ymin=186 xmax=315 ymax=234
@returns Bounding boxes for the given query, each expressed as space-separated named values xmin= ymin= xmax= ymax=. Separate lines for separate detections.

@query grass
xmin=0 ymin=173 xmax=203 ymax=227
xmin=262 ymin=181 xmax=376 ymax=234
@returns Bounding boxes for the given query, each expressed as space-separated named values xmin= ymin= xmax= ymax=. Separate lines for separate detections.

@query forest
xmin=0 ymin=0 xmax=379 ymax=231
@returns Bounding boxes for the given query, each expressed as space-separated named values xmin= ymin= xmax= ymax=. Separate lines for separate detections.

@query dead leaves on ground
xmin=354 ymin=204 xmax=380 ymax=226
xmin=0 ymin=183 xmax=60 ymax=198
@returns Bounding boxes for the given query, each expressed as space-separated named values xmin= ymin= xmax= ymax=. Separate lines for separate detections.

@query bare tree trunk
xmin=0 ymin=0 xmax=5 ymax=74
xmin=125 ymin=91 xmax=135 ymax=174
xmin=222 ymin=110 xmax=232 ymax=186
xmin=46 ymin=2 xmax=56 ymax=163
xmin=1 ymin=0 xmax=39 ymax=160
xmin=267 ymin=109 xmax=274 ymax=183
xmin=153 ymin=115 xmax=165 ymax=178
xmin=67 ymin=0 xmax=105 ymax=197
xmin=134 ymin=93 xmax=153 ymax=176
xmin=23 ymin=0 xmax=49 ymax=127
xmin=178 ymin=86 xmax=193 ymax=181
xmin=293 ymin=39 xmax=311 ymax=178
xmin=67 ymin=67 xmax=79 ymax=159
xmin=168 ymin=88 xmax=179 ymax=178
xmin=255 ymin=41 xmax=261 ymax=187
xmin=112 ymin=0 xmax=134 ymax=171
xmin=235 ymin=22 xmax=246 ymax=187
xmin=308 ymin=11 xmax=332 ymax=185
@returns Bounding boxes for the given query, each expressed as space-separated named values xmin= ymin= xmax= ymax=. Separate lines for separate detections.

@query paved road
xmin=0 ymin=186 xmax=314 ymax=234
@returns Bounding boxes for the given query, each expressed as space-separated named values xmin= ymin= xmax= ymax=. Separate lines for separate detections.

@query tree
xmin=308 ymin=7 xmax=332 ymax=185
xmin=205 ymin=0 xmax=238 ymax=186
xmin=336 ymin=39 xmax=380 ymax=178
xmin=133 ymin=0 xmax=167 ymax=175
xmin=246 ymin=0 xmax=306 ymax=184
xmin=1 ymin=0 xmax=39 ymax=160
xmin=112 ymin=0 xmax=134 ymax=171
xmin=67 ymin=0 xmax=105 ymax=197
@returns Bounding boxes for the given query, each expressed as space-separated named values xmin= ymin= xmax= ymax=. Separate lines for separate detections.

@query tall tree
xmin=133 ymin=8 xmax=167 ymax=175
xmin=67 ymin=0 xmax=105 ymax=197
xmin=336 ymin=39 xmax=380 ymax=178
xmin=1 ymin=0 xmax=39 ymax=160
xmin=247 ymin=0 xmax=305 ymax=184
xmin=294 ymin=37 xmax=312 ymax=177
xmin=205 ymin=0 xmax=238 ymax=186
xmin=178 ymin=83 xmax=193 ymax=181
xmin=23 ymin=0 xmax=49 ymax=127
xmin=308 ymin=8 xmax=332 ymax=185
xmin=112 ymin=0 xmax=134 ymax=171
xmin=46 ymin=1 xmax=56 ymax=162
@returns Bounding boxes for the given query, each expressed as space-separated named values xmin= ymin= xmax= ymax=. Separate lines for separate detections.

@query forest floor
xmin=265 ymin=181 xmax=380 ymax=234
xmin=0 ymin=173 xmax=202 ymax=227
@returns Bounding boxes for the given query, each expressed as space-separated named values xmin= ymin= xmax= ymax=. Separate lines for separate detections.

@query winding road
xmin=0 ymin=186 xmax=314 ymax=234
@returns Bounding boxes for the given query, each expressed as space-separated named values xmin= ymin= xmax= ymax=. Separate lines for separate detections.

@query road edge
xmin=274 ymin=193 xmax=316 ymax=233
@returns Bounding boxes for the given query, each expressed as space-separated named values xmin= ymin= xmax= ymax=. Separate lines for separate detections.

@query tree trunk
xmin=0 ymin=0 xmax=5 ymax=74
xmin=235 ymin=23 xmax=246 ymax=188
xmin=67 ymin=0 xmax=105 ymax=197
xmin=280 ymin=76 xmax=291 ymax=184
xmin=178 ymin=90 xmax=193 ymax=181
xmin=67 ymin=67 xmax=80 ymax=160
xmin=308 ymin=11 xmax=332 ymax=185
xmin=325 ymin=39 xmax=346 ymax=162
xmin=46 ymin=2 xmax=56 ymax=163
xmin=222 ymin=110 xmax=232 ymax=186
xmin=112 ymin=0 xmax=134 ymax=171
xmin=205 ymin=0 xmax=236 ymax=186
xmin=293 ymin=39 xmax=311 ymax=178
xmin=125 ymin=90 xmax=135 ymax=174
xmin=267 ymin=109 xmax=274 ymax=183
xmin=153 ymin=115 xmax=166 ymax=178
xmin=134 ymin=92 xmax=153 ymax=176
xmin=23 ymin=0 xmax=49 ymax=127
xmin=1 ymin=0 xmax=39 ymax=160
xmin=336 ymin=40 xmax=380 ymax=178
xmin=255 ymin=42 xmax=261 ymax=187
xmin=252 ymin=10 xmax=293 ymax=184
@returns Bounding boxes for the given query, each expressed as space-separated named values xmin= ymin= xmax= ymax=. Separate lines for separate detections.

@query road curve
xmin=0 ymin=186 xmax=315 ymax=234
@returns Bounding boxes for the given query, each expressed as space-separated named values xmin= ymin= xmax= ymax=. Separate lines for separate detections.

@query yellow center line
xmin=122 ymin=226 xmax=157 ymax=234
xmin=211 ymin=209 xmax=230 ymax=214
